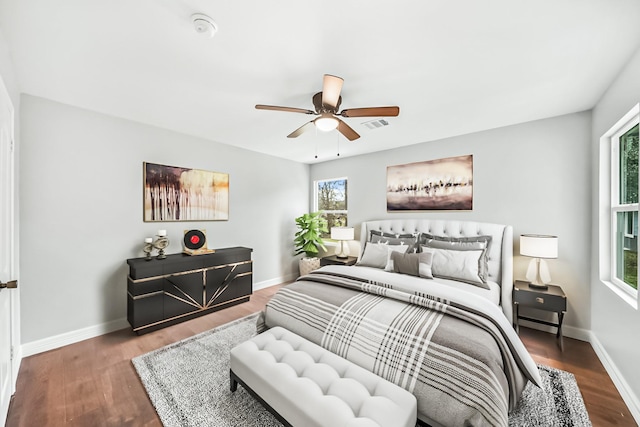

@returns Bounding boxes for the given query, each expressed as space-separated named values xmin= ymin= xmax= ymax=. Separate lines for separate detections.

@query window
xmin=611 ymin=115 xmax=639 ymax=295
xmin=314 ymin=177 xmax=347 ymax=238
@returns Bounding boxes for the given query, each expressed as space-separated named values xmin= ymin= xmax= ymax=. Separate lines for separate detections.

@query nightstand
xmin=320 ymin=255 xmax=357 ymax=267
xmin=513 ymin=280 xmax=567 ymax=350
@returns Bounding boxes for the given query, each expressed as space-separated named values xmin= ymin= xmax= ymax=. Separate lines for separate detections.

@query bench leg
xmin=230 ymin=369 xmax=238 ymax=392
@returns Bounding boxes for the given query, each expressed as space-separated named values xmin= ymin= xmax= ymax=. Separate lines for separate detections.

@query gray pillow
xmin=370 ymin=230 xmax=418 ymax=253
xmin=418 ymin=233 xmax=492 ymax=250
xmin=391 ymin=250 xmax=434 ymax=279
xmin=384 ymin=245 xmax=410 ymax=271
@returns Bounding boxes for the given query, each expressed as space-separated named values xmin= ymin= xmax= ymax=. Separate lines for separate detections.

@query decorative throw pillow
xmin=370 ymin=230 xmax=418 ymax=253
xmin=418 ymin=233 xmax=491 ymax=250
xmin=428 ymin=247 xmax=489 ymax=289
xmin=357 ymin=243 xmax=389 ymax=269
xmin=418 ymin=234 xmax=492 ymax=281
xmin=391 ymin=250 xmax=434 ymax=279
xmin=384 ymin=245 xmax=410 ymax=271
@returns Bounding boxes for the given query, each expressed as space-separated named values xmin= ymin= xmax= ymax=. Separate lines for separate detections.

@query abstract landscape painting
xmin=387 ymin=155 xmax=473 ymax=211
xmin=144 ymin=162 xmax=229 ymax=222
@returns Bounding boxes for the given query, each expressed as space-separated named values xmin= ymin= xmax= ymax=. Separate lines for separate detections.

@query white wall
xmin=19 ymin=95 xmax=309 ymax=344
xmin=591 ymin=47 xmax=640 ymax=416
xmin=311 ymin=111 xmax=592 ymax=332
xmin=0 ymin=34 xmax=18 ymax=107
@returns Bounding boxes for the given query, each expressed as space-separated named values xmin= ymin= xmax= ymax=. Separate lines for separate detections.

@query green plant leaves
xmin=294 ymin=211 xmax=328 ymax=257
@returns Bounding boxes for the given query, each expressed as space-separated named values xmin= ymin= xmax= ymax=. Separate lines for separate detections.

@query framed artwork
xmin=386 ymin=154 xmax=473 ymax=211
xmin=143 ymin=162 xmax=229 ymax=222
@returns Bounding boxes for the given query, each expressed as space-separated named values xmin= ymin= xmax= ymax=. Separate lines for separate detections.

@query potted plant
xmin=294 ymin=211 xmax=329 ymax=276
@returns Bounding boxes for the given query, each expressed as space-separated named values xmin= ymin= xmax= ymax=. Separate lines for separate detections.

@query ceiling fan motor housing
xmin=313 ymin=92 xmax=341 ymax=114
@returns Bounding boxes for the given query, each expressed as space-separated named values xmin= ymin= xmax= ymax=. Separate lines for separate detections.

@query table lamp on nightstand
xmin=520 ymin=234 xmax=558 ymax=290
xmin=331 ymin=227 xmax=354 ymax=259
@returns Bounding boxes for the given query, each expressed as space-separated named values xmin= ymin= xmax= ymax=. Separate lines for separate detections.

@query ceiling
xmin=1 ymin=1 xmax=639 ymax=164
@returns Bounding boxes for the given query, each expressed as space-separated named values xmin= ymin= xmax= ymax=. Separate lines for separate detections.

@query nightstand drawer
xmin=514 ymin=289 xmax=566 ymax=312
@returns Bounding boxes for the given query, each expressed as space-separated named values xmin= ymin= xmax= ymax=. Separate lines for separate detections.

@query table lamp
xmin=520 ymin=234 xmax=558 ymax=290
xmin=331 ymin=227 xmax=354 ymax=259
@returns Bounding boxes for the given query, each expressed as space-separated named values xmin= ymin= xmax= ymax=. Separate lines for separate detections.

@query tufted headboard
xmin=359 ymin=219 xmax=514 ymax=322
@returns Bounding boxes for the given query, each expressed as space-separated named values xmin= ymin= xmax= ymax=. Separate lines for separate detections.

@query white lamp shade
xmin=520 ymin=234 xmax=558 ymax=259
xmin=331 ymin=227 xmax=354 ymax=241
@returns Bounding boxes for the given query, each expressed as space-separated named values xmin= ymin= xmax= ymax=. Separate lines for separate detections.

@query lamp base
xmin=335 ymin=240 xmax=350 ymax=259
xmin=527 ymin=282 xmax=549 ymax=290
xmin=525 ymin=258 xmax=551 ymax=290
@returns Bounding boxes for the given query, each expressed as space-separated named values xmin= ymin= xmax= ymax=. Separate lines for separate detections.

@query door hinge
xmin=0 ymin=280 xmax=17 ymax=289
xmin=10 ymin=346 xmax=13 ymax=360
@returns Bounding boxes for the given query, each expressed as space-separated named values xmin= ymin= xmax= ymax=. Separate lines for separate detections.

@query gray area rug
xmin=132 ymin=313 xmax=592 ymax=427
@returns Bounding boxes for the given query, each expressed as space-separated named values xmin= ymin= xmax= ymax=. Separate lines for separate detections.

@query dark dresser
xmin=127 ymin=247 xmax=253 ymax=334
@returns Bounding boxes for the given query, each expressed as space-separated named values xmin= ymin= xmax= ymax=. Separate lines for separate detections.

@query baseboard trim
xmin=517 ymin=319 xmax=591 ymax=342
xmin=253 ymin=274 xmax=296 ymax=291
xmin=589 ymin=332 xmax=640 ymax=424
xmin=21 ymin=317 xmax=129 ymax=357
xmin=21 ymin=276 xmax=294 ymax=357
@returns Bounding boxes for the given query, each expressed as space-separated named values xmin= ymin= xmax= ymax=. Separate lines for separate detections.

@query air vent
xmin=362 ymin=119 xmax=390 ymax=130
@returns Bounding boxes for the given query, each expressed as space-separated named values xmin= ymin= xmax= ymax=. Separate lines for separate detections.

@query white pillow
xmin=430 ymin=248 xmax=489 ymax=288
xmin=420 ymin=238 xmax=490 ymax=282
xmin=357 ymin=243 xmax=409 ymax=270
xmin=357 ymin=243 xmax=389 ymax=269
xmin=384 ymin=245 xmax=410 ymax=271
xmin=419 ymin=248 xmax=435 ymax=279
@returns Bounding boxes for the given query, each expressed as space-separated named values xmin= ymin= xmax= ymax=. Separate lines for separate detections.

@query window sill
xmin=601 ymin=280 xmax=638 ymax=310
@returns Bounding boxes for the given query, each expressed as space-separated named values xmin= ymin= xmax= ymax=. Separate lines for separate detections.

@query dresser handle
xmin=536 ymin=297 xmax=544 ymax=304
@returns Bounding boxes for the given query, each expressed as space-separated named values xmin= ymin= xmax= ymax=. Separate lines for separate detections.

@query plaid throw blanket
xmin=259 ymin=267 xmax=541 ymax=427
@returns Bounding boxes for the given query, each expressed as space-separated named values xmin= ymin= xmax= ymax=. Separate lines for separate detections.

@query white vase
xmin=299 ymin=257 xmax=321 ymax=276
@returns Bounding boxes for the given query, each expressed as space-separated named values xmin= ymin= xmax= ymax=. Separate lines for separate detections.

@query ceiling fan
xmin=255 ymin=74 xmax=399 ymax=141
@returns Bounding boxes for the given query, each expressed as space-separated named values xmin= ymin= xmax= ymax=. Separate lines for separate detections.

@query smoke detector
xmin=192 ymin=13 xmax=218 ymax=38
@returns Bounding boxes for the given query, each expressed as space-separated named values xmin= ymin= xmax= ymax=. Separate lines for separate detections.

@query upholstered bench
xmin=230 ymin=326 xmax=417 ymax=427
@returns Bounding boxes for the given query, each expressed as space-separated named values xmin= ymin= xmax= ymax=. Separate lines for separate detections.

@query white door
xmin=0 ymin=74 xmax=18 ymax=426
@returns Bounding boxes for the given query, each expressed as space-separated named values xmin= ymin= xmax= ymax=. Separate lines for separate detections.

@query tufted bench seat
xmin=230 ymin=326 xmax=417 ymax=427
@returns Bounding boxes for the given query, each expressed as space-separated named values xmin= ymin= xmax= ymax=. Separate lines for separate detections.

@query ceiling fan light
xmin=315 ymin=116 xmax=339 ymax=132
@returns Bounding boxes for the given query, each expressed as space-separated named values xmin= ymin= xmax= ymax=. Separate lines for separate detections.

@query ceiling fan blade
xmin=321 ymin=75 xmax=344 ymax=109
xmin=287 ymin=121 xmax=316 ymax=138
xmin=336 ymin=118 xmax=360 ymax=141
xmin=256 ymin=104 xmax=315 ymax=115
xmin=340 ymin=106 xmax=400 ymax=118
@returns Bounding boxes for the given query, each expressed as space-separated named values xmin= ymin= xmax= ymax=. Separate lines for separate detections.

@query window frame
xmin=313 ymin=177 xmax=348 ymax=238
xmin=608 ymin=108 xmax=640 ymax=299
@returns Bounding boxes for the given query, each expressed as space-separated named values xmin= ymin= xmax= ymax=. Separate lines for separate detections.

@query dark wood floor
xmin=6 ymin=284 xmax=637 ymax=427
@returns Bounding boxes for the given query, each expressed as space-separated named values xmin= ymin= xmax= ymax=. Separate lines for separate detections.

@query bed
xmin=259 ymin=219 xmax=541 ymax=427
